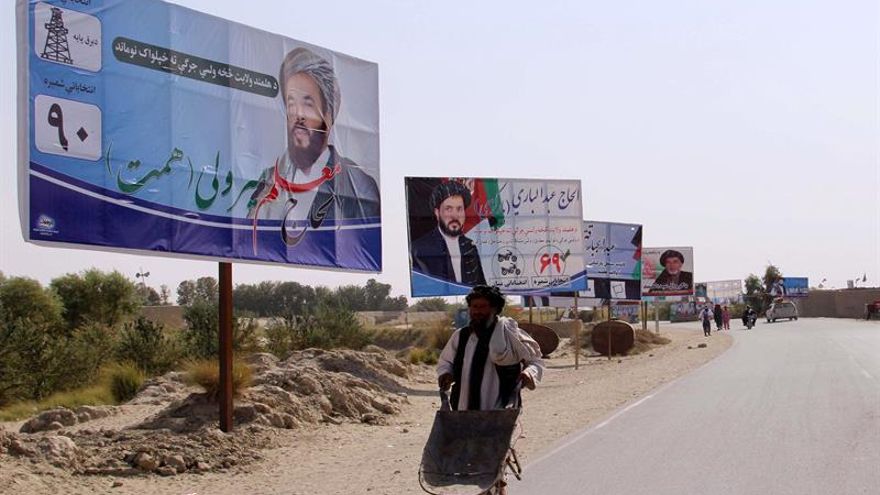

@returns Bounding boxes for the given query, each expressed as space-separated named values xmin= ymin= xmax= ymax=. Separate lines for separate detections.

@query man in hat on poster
xmin=248 ymin=47 xmax=380 ymax=245
xmin=411 ymin=181 xmax=487 ymax=286
xmin=649 ymin=249 xmax=693 ymax=293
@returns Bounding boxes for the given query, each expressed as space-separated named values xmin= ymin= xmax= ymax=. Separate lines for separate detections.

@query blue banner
xmin=772 ymin=277 xmax=809 ymax=298
xmin=18 ymin=0 xmax=381 ymax=271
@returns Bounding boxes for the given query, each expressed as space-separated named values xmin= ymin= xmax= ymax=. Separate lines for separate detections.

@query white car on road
xmin=766 ymin=301 xmax=798 ymax=322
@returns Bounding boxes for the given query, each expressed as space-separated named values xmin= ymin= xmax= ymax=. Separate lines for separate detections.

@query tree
xmin=382 ymin=295 xmax=409 ymax=311
xmin=50 ymin=269 xmax=140 ymax=329
xmin=332 ymin=284 xmax=368 ymax=311
xmin=745 ymin=274 xmax=763 ymax=296
xmin=181 ymin=302 xmax=259 ymax=359
xmin=138 ymin=285 xmax=161 ymax=306
xmin=177 ymin=277 xmax=219 ymax=306
xmin=364 ymin=279 xmax=392 ymax=310
xmin=159 ymin=284 xmax=171 ymax=305
xmin=410 ymin=297 xmax=449 ymax=312
xmin=762 ymin=265 xmax=783 ymax=293
xmin=116 ymin=317 xmax=180 ymax=374
xmin=745 ymin=273 xmax=769 ymax=313
xmin=0 ymin=276 xmax=64 ymax=331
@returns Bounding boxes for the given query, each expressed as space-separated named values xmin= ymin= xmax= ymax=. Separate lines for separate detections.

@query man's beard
xmin=439 ymin=220 xmax=463 ymax=237
xmin=471 ymin=314 xmax=497 ymax=330
xmin=287 ymin=124 xmax=327 ymax=170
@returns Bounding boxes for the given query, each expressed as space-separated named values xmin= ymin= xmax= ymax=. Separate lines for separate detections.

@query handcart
xmin=419 ymin=387 xmax=523 ymax=495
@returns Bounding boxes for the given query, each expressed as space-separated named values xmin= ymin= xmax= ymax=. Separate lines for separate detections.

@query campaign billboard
xmin=769 ymin=277 xmax=809 ymax=298
xmin=17 ymin=0 xmax=381 ymax=271
xmin=583 ymin=221 xmax=642 ymax=300
xmin=406 ymin=177 xmax=586 ymax=296
xmin=706 ymin=280 xmax=743 ymax=304
xmin=641 ymin=247 xmax=695 ymax=297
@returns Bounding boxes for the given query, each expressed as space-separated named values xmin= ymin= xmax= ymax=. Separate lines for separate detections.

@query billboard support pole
xmin=219 ymin=262 xmax=234 ymax=432
xmin=642 ymin=301 xmax=648 ymax=331
xmin=654 ymin=302 xmax=660 ymax=334
xmin=529 ymin=297 xmax=534 ymax=324
xmin=573 ymin=295 xmax=580 ymax=370
xmin=606 ymin=300 xmax=612 ymax=360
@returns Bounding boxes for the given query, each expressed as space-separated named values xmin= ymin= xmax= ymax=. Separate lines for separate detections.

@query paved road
xmin=511 ymin=318 xmax=880 ymax=495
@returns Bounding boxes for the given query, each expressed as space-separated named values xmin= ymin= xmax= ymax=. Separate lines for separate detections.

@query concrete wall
xmin=796 ymin=288 xmax=880 ymax=319
xmin=140 ymin=305 xmax=186 ymax=329
xmin=356 ymin=311 xmax=447 ymax=327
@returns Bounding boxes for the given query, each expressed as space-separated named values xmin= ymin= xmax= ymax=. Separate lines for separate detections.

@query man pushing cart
xmin=420 ymin=286 xmax=545 ymax=495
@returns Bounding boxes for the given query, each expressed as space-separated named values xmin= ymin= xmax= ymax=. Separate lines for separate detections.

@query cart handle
xmin=439 ymin=388 xmax=451 ymax=411
xmin=437 ymin=380 xmax=523 ymax=411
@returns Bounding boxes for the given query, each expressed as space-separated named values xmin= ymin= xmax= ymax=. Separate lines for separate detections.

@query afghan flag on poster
xmin=462 ymin=178 xmax=506 ymax=233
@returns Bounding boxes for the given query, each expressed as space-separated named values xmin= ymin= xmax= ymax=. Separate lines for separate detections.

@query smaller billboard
xmin=707 ymin=280 xmax=743 ymax=304
xmin=641 ymin=247 xmax=694 ymax=296
xmin=583 ymin=221 xmax=642 ymax=301
xmin=770 ymin=277 xmax=809 ymax=298
xmin=406 ymin=177 xmax=586 ymax=297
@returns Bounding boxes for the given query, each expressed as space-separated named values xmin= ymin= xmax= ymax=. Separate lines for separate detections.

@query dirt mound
xmin=6 ymin=348 xmax=423 ymax=477
xmin=19 ymin=406 xmax=119 ymax=433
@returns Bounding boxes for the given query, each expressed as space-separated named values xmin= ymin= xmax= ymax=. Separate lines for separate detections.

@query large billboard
xmin=582 ymin=221 xmax=642 ymax=300
xmin=641 ymin=247 xmax=694 ymax=297
xmin=406 ymin=177 xmax=586 ymax=296
xmin=17 ymin=0 xmax=381 ymax=271
xmin=769 ymin=277 xmax=809 ymax=298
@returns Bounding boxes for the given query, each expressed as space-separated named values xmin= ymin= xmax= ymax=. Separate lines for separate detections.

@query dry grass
xmin=184 ymin=358 xmax=253 ymax=401
xmin=629 ymin=329 xmax=672 ymax=355
xmin=0 ymin=384 xmax=114 ymax=422
xmin=426 ymin=318 xmax=454 ymax=350
xmin=369 ymin=327 xmax=429 ymax=350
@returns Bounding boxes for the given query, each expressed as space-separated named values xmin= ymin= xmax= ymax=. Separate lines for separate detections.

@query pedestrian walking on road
xmin=700 ymin=306 xmax=713 ymax=336
xmin=713 ymin=304 xmax=723 ymax=331
xmin=722 ymin=306 xmax=731 ymax=330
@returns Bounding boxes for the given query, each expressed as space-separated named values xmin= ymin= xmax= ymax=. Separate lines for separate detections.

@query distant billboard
xmin=706 ymin=280 xmax=743 ymax=304
xmin=583 ymin=221 xmax=642 ymax=300
xmin=641 ymin=247 xmax=694 ymax=297
xmin=406 ymin=177 xmax=586 ymax=296
xmin=17 ymin=0 xmax=381 ymax=271
xmin=770 ymin=277 xmax=809 ymax=298
xmin=670 ymin=301 xmax=700 ymax=322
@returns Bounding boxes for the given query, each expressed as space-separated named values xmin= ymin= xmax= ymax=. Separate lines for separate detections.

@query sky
xmin=1 ymin=0 xmax=878 ymax=300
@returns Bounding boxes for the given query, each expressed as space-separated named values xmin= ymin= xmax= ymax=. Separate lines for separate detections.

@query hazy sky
xmin=2 ymin=0 xmax=878 ymax=300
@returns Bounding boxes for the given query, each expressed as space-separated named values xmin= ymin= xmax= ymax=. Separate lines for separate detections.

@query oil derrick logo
xmin=41 ymin=7 xmax=73 ymax=65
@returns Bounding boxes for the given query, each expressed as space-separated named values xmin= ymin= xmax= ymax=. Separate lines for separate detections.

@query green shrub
xmin=63 ymin=322 xmax=118 ymax=386
xmin=106 ymin=362 xmax=145 ymax=403
xmin=184 ymin=358 xmax=252 ymax=401
xmin=182 ymin=303 xmax=262 ymax=359
xmin=264 ymin=318 xmax=299 ymax=359
xmin=116 ymin=317 xmax=181 ymax=375
xmin=408 ymin=347 xmax=439 ymax=365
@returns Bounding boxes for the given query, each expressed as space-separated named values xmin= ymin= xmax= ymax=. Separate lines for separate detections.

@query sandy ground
xmin=0 ymin=322 xmax=732 ymax=494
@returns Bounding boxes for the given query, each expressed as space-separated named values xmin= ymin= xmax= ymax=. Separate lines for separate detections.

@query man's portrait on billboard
xmin=248 ymin=47 xmax=380 ymax=246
